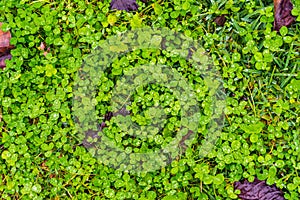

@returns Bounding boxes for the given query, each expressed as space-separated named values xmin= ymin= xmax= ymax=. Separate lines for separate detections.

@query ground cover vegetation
xmin=0 ymin=0 xmax=299 ymax=199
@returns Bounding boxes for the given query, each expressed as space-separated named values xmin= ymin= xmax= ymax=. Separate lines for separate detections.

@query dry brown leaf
xmin=0 ymin=22 xmax=14 ymax=69
xmin=274 ymin=0 xmax=296 ymax=31
xmin=0 ymin=54 xmax=12 ymax=69
xmin=214 ymin=14 xmax=227 ymax=26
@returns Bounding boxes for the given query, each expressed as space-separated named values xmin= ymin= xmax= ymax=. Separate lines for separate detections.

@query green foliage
xmin=0 ymin=0 xmax=299 ymax=199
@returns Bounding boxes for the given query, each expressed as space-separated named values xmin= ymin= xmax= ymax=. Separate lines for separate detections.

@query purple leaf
xmin=110 ymin=0 xmax=139 ymax=11
xmin=234 ymin=178 xmax=285 ymax=200
xmin=0 ymin=53 xmax=12 ymax=69
xmin=0 ymin=22 xmax=14 ymax=69
xmin=274 ymin=0 xmax=295 ymax=31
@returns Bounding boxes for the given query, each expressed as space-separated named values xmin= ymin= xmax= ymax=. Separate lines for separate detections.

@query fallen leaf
xmin=0 ymin=22 xmax=14 ymax=69
xmin=82 ymin=107 xmax=130 ymax=148
xmin=214 ymin=14 xmax=227 ymax=26
xmin=110 ymin=0 xmax=139 ymax=11
xmin=0 ymin=54 xmax=12 ymax=69
xmin=49 ymin=174 xmax=56 ymax=178
xmin=274 ymin=0 xmax=296 ymax=31
xmin=234 ymin=178 xmax=285 ymax=200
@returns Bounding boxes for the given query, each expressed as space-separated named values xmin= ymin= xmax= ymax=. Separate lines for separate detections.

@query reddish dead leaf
xmin=41 ymin=161 xmax=46 ymax=167
xmin=0 ymin=23 xmax=13 ymax=51
xmin=214 ymin=14 xmax=227 ymax=26
xmin=274 ymin=0 xmax=296 ymax=31
xmin=0 ymin=54 xmax=12 ymax=69
xmin=49 ymin=174 xmax=56 ymax=178
xmin=234 ymin=178 xmax=285 ymax=200
xmin=0 ymin=22 xmax=14 ymax=69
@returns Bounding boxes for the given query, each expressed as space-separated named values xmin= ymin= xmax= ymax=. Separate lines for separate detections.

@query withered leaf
xmin=274 ymin=0 xmax=296 ymax=31
xmin=110 ymin=0 xmax=139 ymax=11
xmin=0 ymin=54 xmax=12 ymax=69
xmin=234 ymin=178 xmax=285 ymax=200
xmin=82 ymin=107 xmax=131 ymax=148
xmin=0 ymin=23 xmax=14 ymax=69
xmin=214 ymin=14 xmax=227 ymax=26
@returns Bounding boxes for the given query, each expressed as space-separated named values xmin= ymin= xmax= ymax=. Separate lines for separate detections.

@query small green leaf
xmin=279 ymin=26 xmax=288 ymax=36
xmin=203 ymin=175 xmax=213 ymax=184
xmin=2 ymin=97 xmax=12 ymax=107
xmin=130 ymin=14 xmax=143 ymax=29
xmin=107 ymin=14 xmax=117 ymax=26
xmin=153 ymin=2 xmax=163 ymax=15
xmin=1 ymin=150 xmax=11 ymax=159
xmin=32 ymin=184 xmax=42 ymax=193
xmin=250 ymin=134 xmax=259 ymax=143
xmin=213 ymin=174 xmax=224 ymax=185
